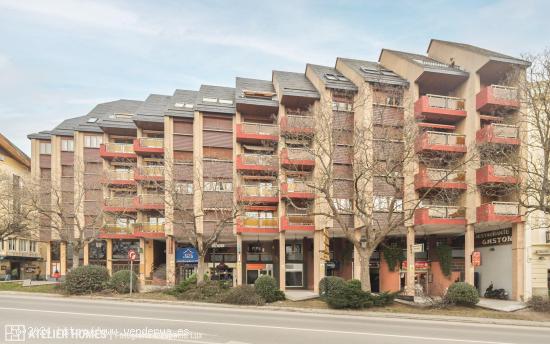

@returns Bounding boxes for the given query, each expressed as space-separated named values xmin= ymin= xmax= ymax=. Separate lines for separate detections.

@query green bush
xmin=222 ymin=285 xmax=265 ymax=305
xmin=319 ymin=276 xmax=346 ymax=299
xmin=168 ymin=274 xmax=198 ymax=295
xmin=63 ymin=265 xmax=110 ymax=295
xmin=445 ymin=282 xmax=480 ymax=306
xmin=254 ymin=275 xmax=284 ymax=303
xmin=108 ymin=270 xmax=138 ymax=294
xmin=324 ymin=279 xmax=396 ymax=309
xmin=528 ymin=296 xmax=550 ymax=312
xmin=177 ymin=280 xmax=230 ymax=302
xmin=347 ymin=279 xmax=362 ymax=290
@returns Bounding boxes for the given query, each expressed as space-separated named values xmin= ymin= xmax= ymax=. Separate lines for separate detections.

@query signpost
xmin=128 ymin=249 xmax=137 ymax=295
xmin=471 ymin=251 xmax=481 ymax=267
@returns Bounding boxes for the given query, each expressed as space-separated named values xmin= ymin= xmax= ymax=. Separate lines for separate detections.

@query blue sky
xmin=0 ymin=0 xmax=548 ymax=154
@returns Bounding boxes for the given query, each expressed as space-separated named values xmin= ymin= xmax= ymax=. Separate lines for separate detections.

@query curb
xmin=1 ymin=291 xmax=549 ymax=328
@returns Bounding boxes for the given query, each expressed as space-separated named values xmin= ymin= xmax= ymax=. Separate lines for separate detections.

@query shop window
xmin=286 ymin=242 xmax=303 ymax=261
xmin=89 ymin=241 xmax=107 ymax=260
xmin=51 ymin=241 xmax=60 ymax=261
xmin=112 ymin=240 xmax=139 ymax=260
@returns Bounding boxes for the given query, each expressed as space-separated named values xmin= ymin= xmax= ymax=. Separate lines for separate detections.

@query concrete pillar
xmin=166 ymin=236 xmax=176 ymax=286
xmin=353 ymin=229 xmax=361 ymax=279
xmin=60 ymin=241 xmax=67 ymax=276
xmin=236 ymin=234 xmax=243 ymax=286
xmin=83 ymin=242 xmax=89 ymax=266
xmin=512 ymin=222 xmax=525 ymax=301
xmin=279 ymin=231 xmax=286 ymax=291
xmin=46 ymin=242 xmax=51 ymax=278
xmin=405 ymin=226 xmax=415 ymax=296
xmin=106 ymin=239 xmax=113 ymax=275
xmin=313 ymin=230 xmax=325 ymax=293
xmin=464 ymin=224 xmax=475 ymax=285
xmin=139 ymin=238 xmax=146 ymax=286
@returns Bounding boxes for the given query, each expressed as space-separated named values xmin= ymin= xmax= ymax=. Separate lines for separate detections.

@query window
xmin=203 ymin=97 xmax=217 ymax=103
xmin=116 ymin=217 xmax=135 ymax=228
xmin=219 ymin=99 xmax=233 ymax=105
xmin=87 ymin=117 xmax=98 ymax=123
xmin=332 ymin=102 xmax=353 ymax=112
xmin=84 ymin=135 xmax=103 ymax=148
xmin=333 ymin=198 xmax=352 ymax=212
xmin=325 ymin=73 xmax=348 ymax=82
xmin=0 ymin=154 xmax=4 ymax=162
xmin=19 ymin=239 xmax=28 ymax=252
xmin=8 ymin=239 xmax=17 ymax=251
xmin=112 ymin=113 xmax=133 ymax=119
xmin=30 ymin=241 xmax=37 ymax=252
xmin=61 ymin=139 xmax=74 ymax=152
xmin=148 ymin=217 xmax=165 ymax=225
xmin=0 ymin=240 xmax=3 ymax=250
xmin=39 ymin=142 xmax=52 ymax=155
xmin=175 ymin=102 xmax=194 ymax=108
xmin=385 ymin=95 xmax=402 ymax=107
xmin=373 ymin=196 xmax=403 ymax=212
xmin=204 ymin=181 xmax=233 ymax=192
xmin=176 ymin=182 xmax=193 ymax=194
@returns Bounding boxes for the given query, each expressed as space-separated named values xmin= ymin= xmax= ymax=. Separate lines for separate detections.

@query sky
xmin=0 ymin=0 xmax=549 ymax=155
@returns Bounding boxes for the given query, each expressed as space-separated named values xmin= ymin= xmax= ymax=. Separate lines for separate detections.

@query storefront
xmin=88 ymin=240 xmax=107 ymax=266
xmin=206 ymin=244 xmax=237 ymax=284
xmin=176 ymin=247 xmax=198 ymax=282
xmin=244 ymin=240 xmax=274 ymax=285
xmin=474 ymin=228 xmax=513 ymax=296
xmin=112 ymin=240 xmax=140 ymax=274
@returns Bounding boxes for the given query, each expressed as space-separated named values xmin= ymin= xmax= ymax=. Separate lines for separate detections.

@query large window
xmin=39 ymin=142 xmax=52 ymax=155
xmin=61 ymin=139 xmax=74 ymax=152
xmin=373 ymin=196 xmax=403 ymax=212
xmin=176 ymin=182 xmax=193 ymax=194
xmin=19 ymin=239 xmax=28 ymax=252
xmin=29 ymin=241 xmax=37 ymax=252
xmin=8 ymin=239 xmax=17 ymax=251
xmin=84 ymin=135 xmax=103 ymax=148
xmin=204 ymin=181 xmax=232 ymax=192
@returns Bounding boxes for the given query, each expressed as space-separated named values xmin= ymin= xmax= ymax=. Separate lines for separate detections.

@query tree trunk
xmin=71 ymin=248 xmax=80 ymax=270
xmin=196 ymin=254 xmax=207 ymax=284
xmin=359 ymin=253 xmax=372 ymax=292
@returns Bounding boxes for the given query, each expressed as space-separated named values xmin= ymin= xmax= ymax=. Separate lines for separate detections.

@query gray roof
xmin=27 ymin=131 xmax=52 ymax=140
xmin=93 ymin=99 xmax=143 ymax=131
xmin=165 ymin=89 xmax=198 ymax=118
xmin=380 ymin=49 xmax=469 ymax=77
xmin=195 ymin=85 xmax=236 ymax=115
xmin=134 ymin=94 xmax=172 ymax=124
xmin=272 ymin=71 xmax=320 ymax=99
xmin=51 ymin=115 xmax=88 ymax=136
xmin=429 ymin=39 xmax=530 ymax=66
xmin=307 ymin=64 xmax=358 ymax=92
xmin=235 ymin=77 xmax=279 ymax=108
xmin=338 ymin=58 xmax=409 ymax=86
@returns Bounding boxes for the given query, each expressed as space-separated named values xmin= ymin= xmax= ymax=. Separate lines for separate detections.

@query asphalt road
xmin=0 ymin=294 xmax=548 ymax=344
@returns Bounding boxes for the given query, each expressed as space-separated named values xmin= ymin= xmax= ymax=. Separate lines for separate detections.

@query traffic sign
xmin=128 ymin=249 xmax=137 ymax=262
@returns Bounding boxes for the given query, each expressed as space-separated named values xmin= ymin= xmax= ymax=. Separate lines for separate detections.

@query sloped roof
xmin=235 ymin=77 xmax=279 ymax=108
xmin=307 ymin=64 xmax=358 ymax=92
xmin=428 ymin=39 xmax=530 ymax=66
xmin=94 ymin=99 xmax=143 ymax=130
xmin=134 ymin=94 xmax=172 ymax=124
xmin=272 ymin=71 xmax=320 ymax=99
xmin=338 ymin=58 xmax=409 ymax=86
xmin=195 ymin=85 xmax=236 ymax=115
xmin=165 ymin=89 xmax=198 ymax=118
xmin=0 ymin=132 xmax=30 ymax=168
xmin=380 ymin=49 xmax=469 ymax=77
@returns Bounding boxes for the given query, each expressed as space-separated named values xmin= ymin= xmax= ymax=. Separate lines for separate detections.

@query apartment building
xmin=29 ymin=39 xmax=531 ymax=299
xmin=0 ymin=133 xmax=45 ymax=280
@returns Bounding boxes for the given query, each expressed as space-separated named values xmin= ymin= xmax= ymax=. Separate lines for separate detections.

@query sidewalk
xmin=1 ymin=291 xmax=549 ymax=328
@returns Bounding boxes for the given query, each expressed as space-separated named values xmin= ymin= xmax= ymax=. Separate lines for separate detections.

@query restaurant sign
xmin=401 ymin=261 xmax=429 ymax=270
xmin=475 ymin=228 xmax=512 ymax=247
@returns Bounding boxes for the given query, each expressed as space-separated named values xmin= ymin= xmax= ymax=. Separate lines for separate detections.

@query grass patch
xmin=0 ymin=282 xmax=60 ymax=294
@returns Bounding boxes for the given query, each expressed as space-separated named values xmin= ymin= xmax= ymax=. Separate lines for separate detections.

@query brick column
xmin=464 ymin=224 xmax=475 ymax=285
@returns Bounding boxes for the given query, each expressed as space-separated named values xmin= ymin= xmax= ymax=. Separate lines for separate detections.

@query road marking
xmin=0 ymin=306 xmax=522 ymax=344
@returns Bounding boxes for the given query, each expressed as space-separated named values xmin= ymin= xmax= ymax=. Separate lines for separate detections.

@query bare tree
xmin=0 ymin=172 xmax=36 ymax=241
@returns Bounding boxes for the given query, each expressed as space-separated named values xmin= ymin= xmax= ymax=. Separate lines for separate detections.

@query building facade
xmin=29 ymin=39 xmax=532 ymax=299
xmin=0 ymin=133 xmax=45 ymax=280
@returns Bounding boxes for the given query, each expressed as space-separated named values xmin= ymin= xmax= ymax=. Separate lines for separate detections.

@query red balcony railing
xmin=476 ymin=85 xmax=519 ymax=113
xmin=236 ymin=123 xmax=279 ymax=142
xmin=414 ymin=167 xmax=467 ymax=190
xmin=236 ymin=154 xmax=278 ymax=173
xmin=134 ymin=166 xmax=164 ymax=181
xmin=132 ymin=223 xmax=165 ymax=238
xmin=476 ymin=123 xmax=520 ymax=145
xmin=415 ymin=131 xmax=466 ymax=154
xmin=280 ymin=148 xmax=315 ymax=169
xmin=99 ymin=224 xmax=135 ymax=239
xmin=237 ymin=185 xmax=278 ymax=203
xmin=99 ymin=143 xmax=136 ymax=159
xmin=414 ymin=205 xmax=466 ymax=226
xmin=476 ymin=165 xmax=518 ymax=185
xmin=133 ymin=137 xmax=164 ymax=154
xmin=134 ymin=194 xmax=164 ymax=210
xmin=280 ymin=115 xmax=314 ymax=136
xmin=103 ymin=197 xmax=137 ymax=212
xmin=280 ymin=181 xmax=315 ymax=199
xmin=477 ymin=201 xmax=521 ymax=223
xmin=414 ymin=95 xmax=466 ymax=122
xmin=103 ymin=170 xmax=136 ymax=185
xmin=236 ymin=217 xmax=279 ymax=234
xmin=281 ymin=212 xmax=315 ymax=231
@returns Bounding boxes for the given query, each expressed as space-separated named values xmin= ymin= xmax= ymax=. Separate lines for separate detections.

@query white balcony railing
xmin=139 ymin=137 xmax=164 ymax=148
xmin=241 ymin=154 xmax=276 ymax=167
xmin=105 ymin=143 xmax=134 ymax=154
xmin=425 ymin=205 xmax=465 ymax=219
xmin=491 ymin=123 xmax=519 ymax=139
xmin=141 ymin=166 xmax=164 ymax=177
xmin=426 ymin=168 xmax=465 ymax=182
xmin=286 ymin=181 xmax=314 ymax=193
xmin=426 ymin=94 xmax=465 ymax=111
xmin=107 ymin=170 xmax=134 ymax=181
xmin=286 ymin=148 xmax=314 ymax=160
xmin=492 ymin=202 xmax=519 ymax=216
xmin=490 ymin=85 xmax=518 ymax=101
xmin=242 ymin=122 xmax=278 ymax=136
xmin=426 ymin=131 xmax=465 ymax=146
xmin=241 ymin=185 xmax=278 ymax=197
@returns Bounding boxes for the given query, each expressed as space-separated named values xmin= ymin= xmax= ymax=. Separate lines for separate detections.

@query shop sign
xmin=401 ymin=261 xmax=429 ymax=270
xmin=471 ymin=251 xmax=481 ymax=266
xmin=413 ymin=243 xmax=424 ymax=253
xmin=369 ymin=261 xmax=380 ymax=269
xmin=475 ymin=228 xmax=512 ymax=247
xmin=247 ymin=263 xmax=266 ymax=270
xmin=176 ymin=247 xmax=199 ymax=263
xmin=211 ymin=243 xmax=226 ymax=248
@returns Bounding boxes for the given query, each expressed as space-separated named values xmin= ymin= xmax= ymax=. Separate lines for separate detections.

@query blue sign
xmin=176 ymin=247 xmax=199 ymax=263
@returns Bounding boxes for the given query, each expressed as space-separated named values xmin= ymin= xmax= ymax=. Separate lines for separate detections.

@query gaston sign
xmin=475 ymin=228 xmax=512 ymax=247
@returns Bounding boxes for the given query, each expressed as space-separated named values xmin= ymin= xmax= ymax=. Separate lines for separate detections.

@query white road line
xmin=0 ymin=306 xmax=519 ymax=344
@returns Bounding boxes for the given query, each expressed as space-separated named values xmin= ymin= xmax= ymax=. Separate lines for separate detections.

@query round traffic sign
xmin=128 ymin=249 xmax=137 ymax=261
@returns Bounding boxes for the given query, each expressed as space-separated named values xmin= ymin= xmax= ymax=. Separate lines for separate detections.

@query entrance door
xmin=11 ymin=262 xmax=21 ymax=280
xmin=285 ymin=263 xmax=303 ymax=287
xmin=246 ymin=264 xmax=273 ymax=284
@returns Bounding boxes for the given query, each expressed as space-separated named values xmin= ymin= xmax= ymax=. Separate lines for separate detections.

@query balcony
xmin=476 ymin=85 xmax=519 ymax=113
xmin=99 ymin=224 xmax=135 ymax=239
xmin=236 ymin=154 xmax=278 ymax=173
xmin=237 ymin=185 xmax=278 ymax=203
xmin=236 ymin=217 xmax=279 ymax=234
xmin=476 ymin=165 xmax=518 ymax=185
xmin=414 ymin=167 xmax=466 ymax=190
xmin=236 ymin=123 xmax=279 ymax=143
xmin=280 ymin=148 xmax=315 ymax=169
xmin=1 ymin=248 xmax=41 ymax=259
xmin=134 ymin=194 xmax=164 ymax=210
xmin=414 ymin=95 xmax=466 ymax=123
xmin=134 ymin=166 xmax=164 ymax=181
xmin=476 ymin=123 xmax=520 ymax=145
xmin=415 ymin=131 xmax=466 ymax=154
xmin=132 ymin=223 xmax=166 ymax=238
xmin=103 ymin=170 xmax=136 ymax=186
xmin=133 ymin=137 xmax=164 ymax=155
xmin=477 ymin=202 xmax=521 ymax=224
xmin=414 ymin=205 xmax=466 ymax=226
xmin=103 ymin=197 xmax=137 ymax=212
xmin=281 ymin=212 xmax=315 ymax=232
xmin=280 ymin=115 xmax=314 ymax=136
xmin=99 ymin=143 xmax=136 ymax=159
xmin=280 ymin=181 xmax=315 ymax=199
